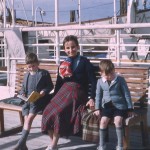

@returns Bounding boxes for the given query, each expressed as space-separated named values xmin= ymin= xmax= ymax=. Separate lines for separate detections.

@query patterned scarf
xmin=59 ymin=57 xmax=73 ymax=78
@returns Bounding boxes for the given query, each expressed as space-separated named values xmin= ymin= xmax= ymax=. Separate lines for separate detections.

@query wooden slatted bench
xmin=93 ymin=64 xmax=149 ymax=149
xmin=115 ymin=66 xmax=149 ymax=149
xmin=0 ymin=63 xmax=58 ymax=137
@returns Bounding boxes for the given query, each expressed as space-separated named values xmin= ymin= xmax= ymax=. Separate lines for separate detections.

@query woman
xmin=41 ymin=35 xmax=97 ymax=150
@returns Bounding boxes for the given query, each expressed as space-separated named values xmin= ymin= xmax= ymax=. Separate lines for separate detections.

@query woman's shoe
xmin=45 ymin=145 xmax=58 ymax=150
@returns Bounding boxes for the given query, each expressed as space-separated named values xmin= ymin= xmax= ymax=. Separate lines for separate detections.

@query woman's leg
xmin=114 ymin=116 xmax=124 ymax=150
xmin=47 ymin=130 xmax=54 ymax=142
xmin=47 ymin=130 xmax=59 ymax=149
xmin=51 ymin=132 xmax=59 ymax=148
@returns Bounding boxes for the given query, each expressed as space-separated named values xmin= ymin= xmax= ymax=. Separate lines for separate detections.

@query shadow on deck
xmin=0 ymin=110 xmax=150 ymax=150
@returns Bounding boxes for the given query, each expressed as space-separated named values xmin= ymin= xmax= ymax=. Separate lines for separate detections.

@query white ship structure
xmin=0 ymin=0 xmax=149 ymax=106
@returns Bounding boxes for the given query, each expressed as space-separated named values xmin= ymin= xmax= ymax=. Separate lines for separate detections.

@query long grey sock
xmin=16 ymin=129 xmax=29 ymax=148
xmin=116 ymin=127 xmax=123 ymax=147
xmin=99 ymin=128 xmax=107 ymax=147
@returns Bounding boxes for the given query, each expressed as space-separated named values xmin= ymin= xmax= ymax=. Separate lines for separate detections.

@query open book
xmin=17 ymin=91 xmax=41 ymax=102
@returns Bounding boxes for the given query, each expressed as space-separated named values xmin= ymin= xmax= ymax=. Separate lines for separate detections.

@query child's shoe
xmin=13 ymin=144 xmax=28 ymax=150
xmin=97 ymin=145 xmax=106 ymax=150
xmin=116 ymin=146 xmax=123 ymax=150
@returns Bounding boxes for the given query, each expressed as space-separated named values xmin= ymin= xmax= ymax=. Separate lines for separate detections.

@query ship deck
xmin=0 ymin=86 xmax=150 ymax=150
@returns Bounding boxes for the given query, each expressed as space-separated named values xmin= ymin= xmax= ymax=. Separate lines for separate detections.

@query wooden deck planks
xmin=0 ymin=110 xmax=150 ymax=150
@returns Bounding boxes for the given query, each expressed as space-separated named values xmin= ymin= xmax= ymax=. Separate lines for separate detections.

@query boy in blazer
xmin=94 ymin=60 xmax=134 ymax=150
xmin=13 ymin=52 xmax=54 ymax=150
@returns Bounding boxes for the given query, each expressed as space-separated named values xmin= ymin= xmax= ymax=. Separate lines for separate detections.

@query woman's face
xmin=64 ymin=40 xmax=78 ymax=57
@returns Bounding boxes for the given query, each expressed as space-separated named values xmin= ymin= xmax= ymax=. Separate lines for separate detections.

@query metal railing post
xmin=11 ymin=0 xmax=15 ymax=27
xmin=78 ymin=0 xmax=83 ymax=56
xmin=116 ymin=29 xmax=121 ymax=66
xmin=55 ymin=0 xmax=60 ymax=65
xmin=3 ymin=0 xmax=6 ymax=28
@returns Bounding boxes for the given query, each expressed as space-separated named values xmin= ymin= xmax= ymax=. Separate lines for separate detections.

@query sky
xmin=7 ymin=0 xmax=150 ymax=23
xmin=8 ymin=0 xmax=119 ymax=23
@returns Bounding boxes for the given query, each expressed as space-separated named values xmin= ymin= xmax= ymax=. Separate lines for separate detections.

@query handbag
xmin=82 ymin=109 xmax=100 ymax=143
xmin=1 ymin=97 xmax=25 ymax=106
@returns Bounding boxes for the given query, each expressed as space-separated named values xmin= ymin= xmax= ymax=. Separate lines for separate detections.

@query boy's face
xmin=27 ymin=63 xmax=39 ymax=74
xmin=64 ymin=41 xmax=78 ymax=57
xmin=101 ymin=70 xmax=115 ymax=81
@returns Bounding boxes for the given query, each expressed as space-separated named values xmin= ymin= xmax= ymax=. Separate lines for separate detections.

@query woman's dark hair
xmin=63 ymin=35 xmax=79 ymax=48
xmin=25 ymin=52 xmax=39 ymax=64
xmin=99 ymin=59 xmax=114 ymax=75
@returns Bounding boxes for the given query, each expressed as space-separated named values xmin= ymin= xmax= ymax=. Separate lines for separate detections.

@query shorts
xmin=22 ymin=101 xmax=40 ymax=116
xmin=22 ymin=94 xmax=52 ymax=116
xmin=101 ymin=102 xmax=128 ymax=119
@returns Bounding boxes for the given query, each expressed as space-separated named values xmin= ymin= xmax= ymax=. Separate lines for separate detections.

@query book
xmin=17 ymin=91 xmax=41 ymax=102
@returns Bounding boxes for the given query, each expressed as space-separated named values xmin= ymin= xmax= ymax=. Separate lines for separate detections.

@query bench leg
xmin=0 ymin=109 xmax=4 ymax=133
xmin=19 ymin=112 xmax=24 ymax=126
xmin=123 ymin=126 xmax=129 ymax=150
xmin=141 ymin=115 xmax=149 ymax=146
xmin=0 ymin=110 xmax=23 ymax=137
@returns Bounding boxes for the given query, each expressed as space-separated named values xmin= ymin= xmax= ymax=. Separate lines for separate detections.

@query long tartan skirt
xmin=41 ymin=82 xmax=87 ymax=136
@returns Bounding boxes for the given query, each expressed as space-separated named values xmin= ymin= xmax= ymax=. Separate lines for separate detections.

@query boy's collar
xmin=102 ymin=73 xmax=117 ymax=83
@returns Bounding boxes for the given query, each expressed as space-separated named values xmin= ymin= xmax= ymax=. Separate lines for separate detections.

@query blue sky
xmin=10 ymin=0 xmax=119 ymax=23
xmin=9 ymin=0 xmax=150 ymax=23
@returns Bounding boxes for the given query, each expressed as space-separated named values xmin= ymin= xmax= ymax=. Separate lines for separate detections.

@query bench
xmin=0 ymin=62 xmax=149 ymax=149
xmin=93 ymin=65 xmax=149 ymax=149
xmin=0 ymin=63 xmax=58 ymax=137
xmin=115 ymin=66 xmax=149 ymax=149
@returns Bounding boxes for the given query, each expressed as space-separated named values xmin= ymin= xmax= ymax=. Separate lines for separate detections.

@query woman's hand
xmin=86 ymin=98 xmax=95 ymax=110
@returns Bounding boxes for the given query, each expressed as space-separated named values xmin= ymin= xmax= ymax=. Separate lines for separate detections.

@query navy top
xmin=54 ymin=56 xmax=97 ymax=100
xmin=27 ymin=73 xmax=36 ymax=96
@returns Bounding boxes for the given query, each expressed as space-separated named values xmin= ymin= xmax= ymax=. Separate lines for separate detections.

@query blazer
xmin=95 ymin=75 xmax=133 ymax=110
xmin=20 ymin=68 xmax=54 ymax=96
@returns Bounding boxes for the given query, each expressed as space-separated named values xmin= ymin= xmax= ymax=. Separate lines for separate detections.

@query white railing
xmin=19 ymin=23 xmax=150 ymax=65
xmin=0 ymin=22 xmax=150 ymax=101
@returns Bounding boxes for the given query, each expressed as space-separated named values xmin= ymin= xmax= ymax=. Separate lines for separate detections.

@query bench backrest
xmin=15 ymin=63 xmax=149 ymax=109
xmin=116 ymin=67 xmax=149 ymax=109
xmin=115 ymin=67 xmax=149 ymax=101
xmin=15 ymin=63 xmax=58 ymax=94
